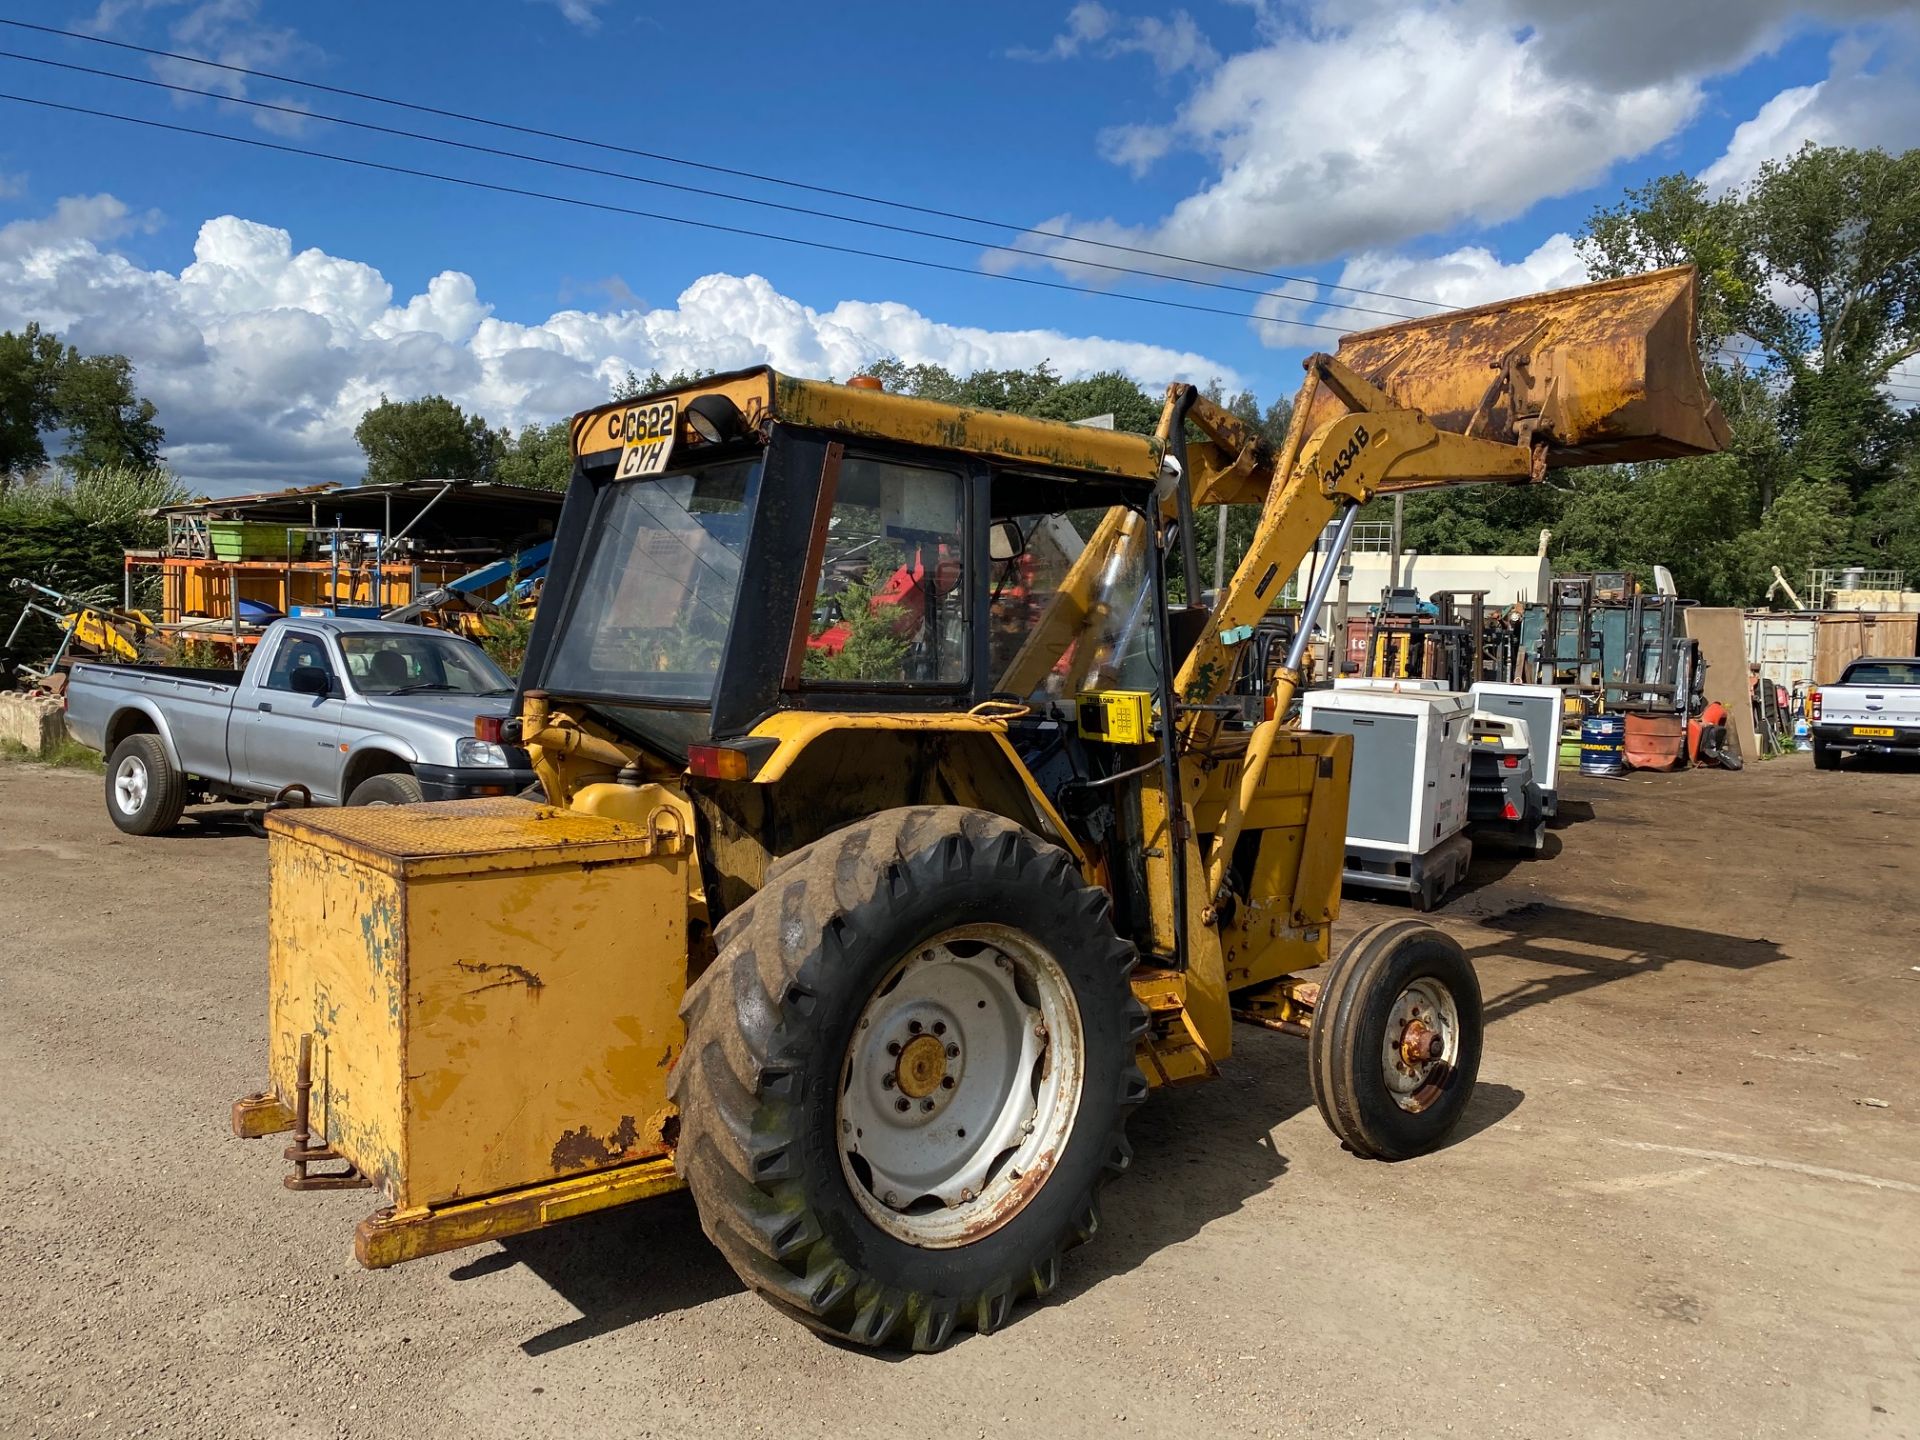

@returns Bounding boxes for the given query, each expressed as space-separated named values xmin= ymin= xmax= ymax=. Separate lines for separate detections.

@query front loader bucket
xmin=1317 ymin=266 xmax=1730 ymax=466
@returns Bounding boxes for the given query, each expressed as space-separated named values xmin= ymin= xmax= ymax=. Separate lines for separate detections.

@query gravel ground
xmin=3 ymin=753 xmax=1917 ymax=1439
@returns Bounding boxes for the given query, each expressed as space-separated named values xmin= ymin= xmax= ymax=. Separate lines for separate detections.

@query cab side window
xmin=802 ymin=456 xmax=968 ymax=686
xmin=262 ymin=632 xmax=335 ymax=694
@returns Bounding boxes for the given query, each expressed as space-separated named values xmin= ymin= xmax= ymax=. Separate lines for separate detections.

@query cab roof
xmin=569 ymin=365 xmax=1164 ymax=483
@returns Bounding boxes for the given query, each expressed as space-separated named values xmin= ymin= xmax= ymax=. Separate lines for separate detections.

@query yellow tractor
xmin=234 ymin=268 xmax=1726 ymax=1349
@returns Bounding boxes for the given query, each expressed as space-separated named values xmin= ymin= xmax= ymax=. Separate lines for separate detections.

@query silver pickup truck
xmin=65 ymin=616 xmax=534 ymax=834
xmin=1811 ymin=656 xmax=1920 ymax=770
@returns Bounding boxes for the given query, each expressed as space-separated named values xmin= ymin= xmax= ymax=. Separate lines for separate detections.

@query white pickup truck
xmin=1811 ymin=657 xmax=1920 ymax=770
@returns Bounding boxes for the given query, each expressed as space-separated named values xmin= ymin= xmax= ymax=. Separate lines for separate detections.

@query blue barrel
xmin=1579 ymin=714 xmax=1627 ymax=776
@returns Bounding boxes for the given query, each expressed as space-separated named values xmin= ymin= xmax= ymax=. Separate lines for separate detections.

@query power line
xmin=0 ymin=90 xmax=1367 ymax=339
xmin=0 ymin=46 xmax=1429 ymax=328
xmin=11 ymin=17 xmax=1905 ymax=398
xmin=0 ymin=16 xmax=1456 ymax=314
xmin=1715 ymin=343 xmax=1920 ymax=400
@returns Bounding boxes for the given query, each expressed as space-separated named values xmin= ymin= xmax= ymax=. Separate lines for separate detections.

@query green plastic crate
xmin=208 ymin=521 xmax=291 ymax=561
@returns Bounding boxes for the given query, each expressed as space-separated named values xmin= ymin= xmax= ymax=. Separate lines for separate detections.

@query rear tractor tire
xmin=671 ymin=806 xmax=1148 ymax=1351
xmin=1308 ymin=919 xmax=1483 ymax=1161
xmin=105 ymin=733 xmax=186 ymax=836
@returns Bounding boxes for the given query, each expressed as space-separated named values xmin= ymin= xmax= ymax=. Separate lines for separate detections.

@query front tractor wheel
xmin=671 ymin=806 xmax=1146 ymax=1351
xmin=1307 ymin=920 xmax=1483 ymax=1161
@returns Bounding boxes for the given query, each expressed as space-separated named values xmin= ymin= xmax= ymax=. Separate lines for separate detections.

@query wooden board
xmin=1814 ymin=612 xmax=1920 ymax=684
xmin=1683 ymin=607 xmax=1757 ymax=763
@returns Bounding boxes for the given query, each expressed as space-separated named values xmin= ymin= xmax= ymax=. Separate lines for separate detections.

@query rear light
xmin=687 ymin=743 xmax=751 ymax=781
xmin=1502 ymin=755 xmax=1519 ymax=769
xmin=1503 ymin=801 xmax=1520 ymax=820
xmin=1810 ymin=689 xmax=1821 ymax=721
xmin=474 ymin=715 xmax=504 ymax=743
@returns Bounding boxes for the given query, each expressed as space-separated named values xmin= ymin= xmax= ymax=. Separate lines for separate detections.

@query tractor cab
xmin=528 ymin=367 xmax=1167 ymax=743
xmin=517 ymin=367 xmax=1187 ymax=926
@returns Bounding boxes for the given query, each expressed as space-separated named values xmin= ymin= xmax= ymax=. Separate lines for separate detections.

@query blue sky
xmin=0 ymin=0 xmax=1915 ymax=490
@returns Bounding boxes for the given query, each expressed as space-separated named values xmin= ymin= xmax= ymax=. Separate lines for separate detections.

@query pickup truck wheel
xmin=105 ymin=734 xmax=186 ymax=836
xmin=348 ymin=773 xmax=424 ymax=806
xmin=1811 ymin=736 xmax=1839 ymax=771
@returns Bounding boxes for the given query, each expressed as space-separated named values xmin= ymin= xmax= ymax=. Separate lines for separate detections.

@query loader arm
xmin=1166 ymin=264 xmax=1730 ymax=911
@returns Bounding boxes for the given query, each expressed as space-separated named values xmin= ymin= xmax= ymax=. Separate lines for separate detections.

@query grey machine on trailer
xmin=1300 ymin=685 xmax=1474 ymax=911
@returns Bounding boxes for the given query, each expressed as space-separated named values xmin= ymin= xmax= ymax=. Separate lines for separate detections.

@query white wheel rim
xmin=113 ymin=755 xmax=149 ymax=814
xmin=837 ymin=924 xmax=1085 ymax=1248
xmin=1381 ymin=977 xmax=1461 ymax=1112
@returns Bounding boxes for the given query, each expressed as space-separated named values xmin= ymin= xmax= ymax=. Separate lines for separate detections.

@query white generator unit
xmin=1300 ymin=687 xmax=1474 ymax=910
xmin=1469 ymin=681 xmax=1564 ymax=814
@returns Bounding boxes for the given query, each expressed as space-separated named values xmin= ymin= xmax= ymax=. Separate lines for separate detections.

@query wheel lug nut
xmin=932 ymin=1021 xmax=946 ymax=1035
xmin=895 ymin=1098 xmax=910 ymax=1112
xmin=908 ymin=1020 xmax=923 ymax=1034
xmin=946 ymin=1043 xmax=959 ymax=1058
xmin=886 ymin=1041 xmax=901 ymax=1056
xmin=882 ymin=1073 xmax=896 ymax=1089
xmin=920 ymin=1099 xmax=934 ymax=1113
xmin=941 ymin=1076 xmax=955 ymax=1090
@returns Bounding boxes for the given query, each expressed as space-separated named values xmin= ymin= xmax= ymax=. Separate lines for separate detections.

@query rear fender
xmin=102 ymin=700 xmax=181 ymax=772
xmin=692 ymin=713 xmax=1080 ymax=922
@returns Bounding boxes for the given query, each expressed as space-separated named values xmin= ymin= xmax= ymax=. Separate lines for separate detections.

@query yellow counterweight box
xmin=260 ymin=797 xmax=691 ymax=1222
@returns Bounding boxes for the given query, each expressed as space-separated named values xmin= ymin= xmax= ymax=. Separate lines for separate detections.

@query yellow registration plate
xmin=1852 ymin=726 xmax=1896 ymax=737
xmin=615 ymin=397 xmax=678 ymax=479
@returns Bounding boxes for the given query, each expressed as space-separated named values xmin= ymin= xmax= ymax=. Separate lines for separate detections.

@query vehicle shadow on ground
xmin=476 ymin=1030 xmax=1527 ymax=1357
xmin=1462 ymin=901 xmax=1787 ymax=1026
xmin=1053 ymin=1031 xmax=1525 ymax=1311
xmin=1549 ymin=798 xmax=1596 ymax=828
xmin=168 ymin=808 xmax=267 ymax=839
xmin=457 ymin=1190 xmax=742 ymax=1357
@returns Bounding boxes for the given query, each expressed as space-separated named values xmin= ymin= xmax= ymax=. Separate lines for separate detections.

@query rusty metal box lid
xmin=266 ymin=797 xmax=685 ymax=879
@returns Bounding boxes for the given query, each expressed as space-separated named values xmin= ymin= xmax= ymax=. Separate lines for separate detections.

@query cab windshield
xmin=545 ymin=456 xmax=762 ymax=704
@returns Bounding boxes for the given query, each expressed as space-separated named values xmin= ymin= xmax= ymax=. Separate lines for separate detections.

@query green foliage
xmin=354 ymin=394 xmax=496 ymax=485
xmin=0 ymin=463 xmax=184 ymax=656
xmin=153 ymin=635 xmax=233 ymax=670
xmin=803 ymin=554 xmax=910 ymax=682
xmin=494 ymin=419 xmax=573 ymax=492
xmin=0 ymin=735 xmax=105 ymax=772
xmin=0 ymin=322 xmax=164 ymax=476
xmin=611 ymin=366 xmax=714 ymax=401
xmin=478 ymin=608 xmax=535 ymax=676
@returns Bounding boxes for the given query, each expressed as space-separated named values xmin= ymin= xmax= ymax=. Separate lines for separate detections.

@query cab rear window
xmin=1839 ymin=661 xmax=1920 ymax=686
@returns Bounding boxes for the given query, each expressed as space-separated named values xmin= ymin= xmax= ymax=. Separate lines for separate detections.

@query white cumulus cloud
xmin=1247 ymin=232 xmax=1591 ymax=349
xmin=0 ymin=198 xmax=1241 ymax=493
xmin=1013 ymin=3 xmax=1218 ymax=75
xmin=1016 ymin=0 xmax=1914 ymax=276
xmin=1015 ymin=4 xmax=1703 ymax=274
xmin=1702 ymin=23 xmax=1920 ymax=192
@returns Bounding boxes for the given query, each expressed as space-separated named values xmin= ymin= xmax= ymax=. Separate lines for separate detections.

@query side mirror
xmin=989 ymin=519 xmax=1025 ymax=563
xmin=289 ymin=667 xmax=331 ymax=696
